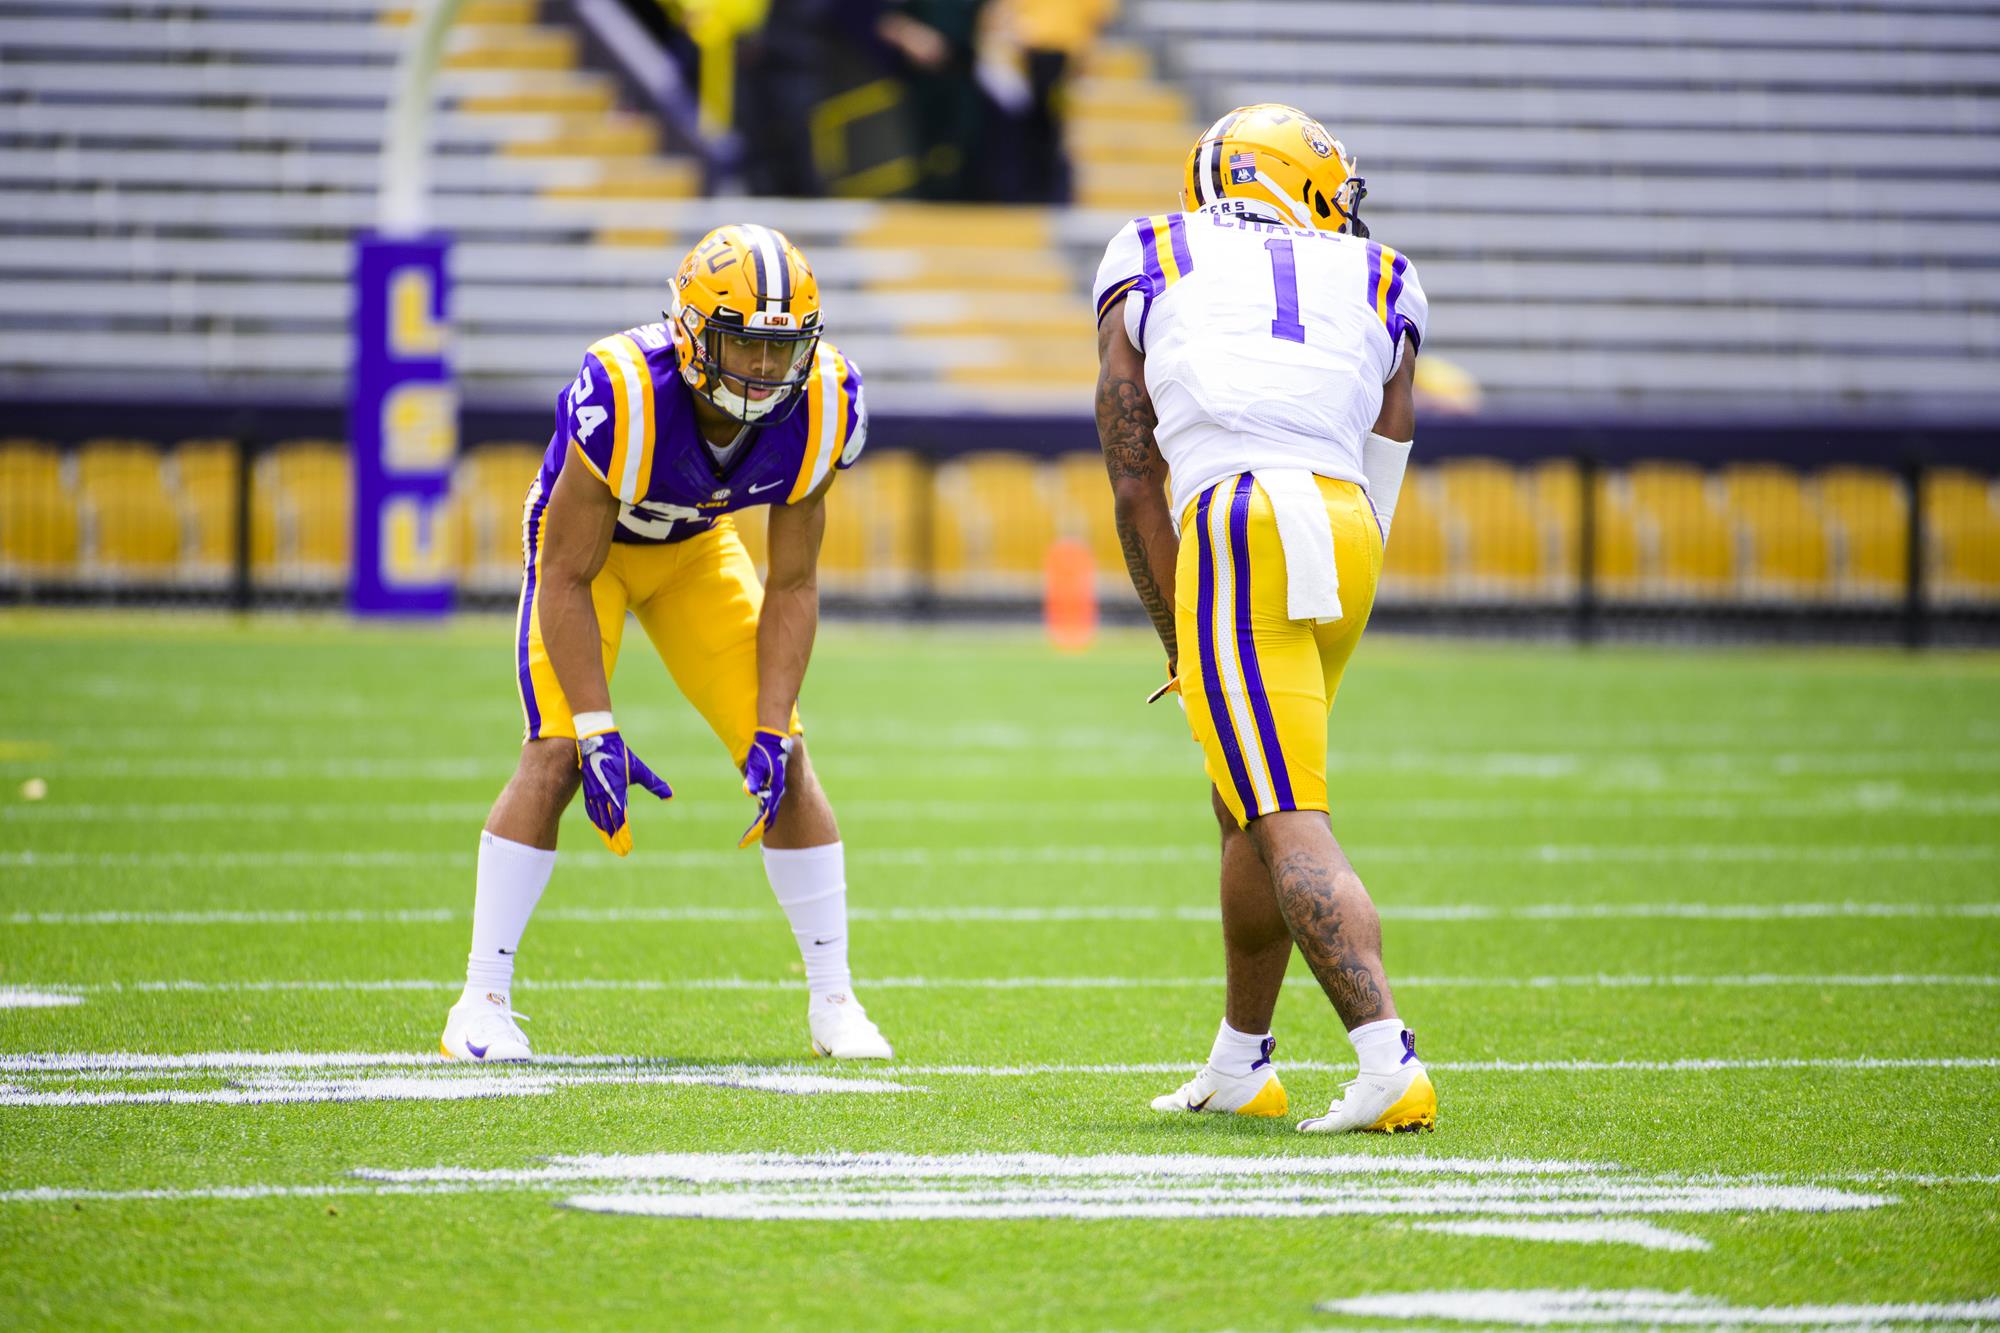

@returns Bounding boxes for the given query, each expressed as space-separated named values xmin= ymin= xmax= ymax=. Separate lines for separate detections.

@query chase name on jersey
xmin=539 ymin=320 xmax=866 ymax=545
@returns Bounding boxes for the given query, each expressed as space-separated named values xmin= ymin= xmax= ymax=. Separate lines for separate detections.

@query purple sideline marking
xmin=1229 ymin=475 xmax=1294 ymax=810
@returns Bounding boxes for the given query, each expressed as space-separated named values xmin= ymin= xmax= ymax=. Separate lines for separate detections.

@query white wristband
xmin=1361 ymin=431 xmax=1413 ymax=543
xmin=572 ymin=711 xmax=615 ymax=738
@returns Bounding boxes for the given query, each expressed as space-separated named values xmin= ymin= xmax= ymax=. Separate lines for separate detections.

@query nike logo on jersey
xmin=748 ymin=479 xmax=785 ymax=495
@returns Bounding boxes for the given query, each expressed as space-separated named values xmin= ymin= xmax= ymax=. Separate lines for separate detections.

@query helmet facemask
xmin=672 ymin=303 xmax=819 ymax=425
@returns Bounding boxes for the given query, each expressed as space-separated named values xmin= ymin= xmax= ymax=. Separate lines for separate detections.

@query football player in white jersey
xmin=1093 ymin=104 xmax=1434 ymax=1133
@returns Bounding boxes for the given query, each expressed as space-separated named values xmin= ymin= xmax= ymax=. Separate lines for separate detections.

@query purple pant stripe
xmin=1196 ymin=482 xmax=1259 ymax=815
xmin=1228 ymin=475 xmax=1294 ymax=811
xmin=514 ymin=483 xmax=550 ymax=739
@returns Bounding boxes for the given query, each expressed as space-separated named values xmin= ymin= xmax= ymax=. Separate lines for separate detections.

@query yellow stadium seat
xmin=931 ymin=452 xmax=1054 ymax=594
xmin=455 ymin=444 xmax=542 ymax=586
xmin=1434 ymin=458 xmax=1543 ymax=589
xmin=258 ymin=441 xmax=351 ymax=582
xmin=171 ymin=439 xmax=241 ymax=575
xmin=1050 ymin=453 xmax=1126 ymax=584
xmin=1626 ymin=462 xmax=1733 ymax=596
xmin=1925 ymin=469 xmax=2000 ymax=595
xmin=821 ymin=451 xmax=925 ymax=593
xmin=77 ymin=439 xmax=177 ymax=574
xmin=1379 ymin=466 xmax=1447 ymax=594
xmin=0 ymin=440 xmax=79 ymax=572
xmin=1818 ymin=467 xmax=1907 ymax=593
xmin=1722 ymin=465 xmax=1830 ymax=593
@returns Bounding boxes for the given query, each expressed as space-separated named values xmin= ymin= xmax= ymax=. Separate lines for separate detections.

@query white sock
xmin=1208 ymin=1019 xmax=1275 ymax=1078
xmin=762 ymin=841 xmax=851 ymax=998
xmin=461 ymin=830 xmax=556 ymax=1004
xmin=1350 ymin=1017 xmax=1418 ymax=1076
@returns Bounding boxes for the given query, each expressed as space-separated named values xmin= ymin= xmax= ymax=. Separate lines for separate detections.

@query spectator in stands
xmin=979 ymin=0 xmax=1115 ymax=203
xmin=736 ymin=0 xmax=832 ymax=195
xmin=876 ymin=0 xmax=990 ymax=200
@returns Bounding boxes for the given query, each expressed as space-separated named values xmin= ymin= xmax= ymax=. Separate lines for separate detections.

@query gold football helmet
xmin=668 ymin=223 xmax=822 ymax=424
xmin=1180 ymin=103 xmax=1367 ymax=237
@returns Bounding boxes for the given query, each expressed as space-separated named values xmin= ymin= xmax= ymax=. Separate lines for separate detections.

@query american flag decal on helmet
xmin=1228 ymin=151 xmax=1257 ymax=185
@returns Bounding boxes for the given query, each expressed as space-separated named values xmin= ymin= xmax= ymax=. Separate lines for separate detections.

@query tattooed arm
xmin=1095 ymin=300 xmax=1178 ymax=669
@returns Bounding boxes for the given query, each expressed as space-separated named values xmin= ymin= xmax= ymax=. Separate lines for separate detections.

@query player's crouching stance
xmin=1094 ymin=106 xmax=1432 ymax=1132
xmin=440 ymin=224 xmax=891 ymax=1064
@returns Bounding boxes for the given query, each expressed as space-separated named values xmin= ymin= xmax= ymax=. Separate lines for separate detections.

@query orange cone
xmin=1043 ymin=538 xmax=1098 ymax=652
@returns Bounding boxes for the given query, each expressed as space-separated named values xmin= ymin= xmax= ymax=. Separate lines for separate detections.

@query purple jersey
xmin=536 ymin=321 xmax=866 ymax=545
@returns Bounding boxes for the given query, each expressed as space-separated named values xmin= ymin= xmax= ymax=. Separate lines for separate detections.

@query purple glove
xmin=577 ymin=728 xmax=673 ymax=856
xmin=737 ymin=727 xmax=794 ymax=848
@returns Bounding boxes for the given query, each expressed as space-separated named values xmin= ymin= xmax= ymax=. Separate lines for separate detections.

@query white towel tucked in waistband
xmin=1253 ymin=467 xmax=1342 ymax=624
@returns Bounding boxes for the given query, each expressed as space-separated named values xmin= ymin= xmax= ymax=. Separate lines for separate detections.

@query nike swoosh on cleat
xmin=1186 ymin=1090 xmax=1216 ymax=1111
xmin=465 ymin=1040 xmax=488 ymax=1059
xmin=812 ymin=937 xmax=840 ymax=946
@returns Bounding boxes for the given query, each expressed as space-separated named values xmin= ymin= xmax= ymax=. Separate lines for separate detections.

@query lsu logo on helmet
xmin=1180 ymin=103 xmax=1368 ymax=238
xmin=668 ymin=223 xmax=822 ymax=424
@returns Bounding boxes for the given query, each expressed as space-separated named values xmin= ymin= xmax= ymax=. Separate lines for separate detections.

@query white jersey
xmin=1093 ymin=205 xmax=1428 ymax=516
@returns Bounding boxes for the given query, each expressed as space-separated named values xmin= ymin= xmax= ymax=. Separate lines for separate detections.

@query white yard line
xmin=18 ymin=973 xmax=1998 ymax=996
xmin=1319 ymin=1288 xmax=2000 ymax=1328
xmin=15 ymin=750 xmax=2000 ymax=781
xmin=2 ymin=844 xmax=1992 ymax=873
xmin=7 ymin=1052 xmax=1996 ymax=1078
xmin=6 ymin=901 xmax=1996 ymax=927
xmin=0 ymin=1068 xmax=919 ymax=1108
xmin=10 ymin=793 xmax=2000 ymax=824
xmin=1410 ymin=1219 xmax=1712 ymax=1252
xmin=0 ymin=989 xmax=83 ymax=1008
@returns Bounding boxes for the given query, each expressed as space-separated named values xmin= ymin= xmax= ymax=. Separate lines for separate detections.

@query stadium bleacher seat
xmin=169 ymin=439 xmax=241 ymax=578
xmin=1434 ymin=458 xmax=1544 ymax=592
xmin=820 ymin=450 xmax=925 ymax=595
xmin=1818 ymin=466 xmax=1908 ymax=597
xmin=1377 ymin=466 xmax=1448 ymax=594
xmin=932 ymin=452 xmax=1057 ymax=594
xmin=0 ymin=439 xmax=80 ymax=573
xmin=454 ymin=443 xmax=542 ymax=591
xmin=258 ymin=441 xmax=352 ymax=584
xmin=1626 ymin=463 xmax=1734 ymax=597
xmin=76 ymin=439 xmax=179 ymax=575
xmin=1724 ymin=464 xmax=1831 ymax=595
xmin=1924 ymin=470 xmax=2000 ymax=598
xmin=1049 ymin=453 xmax=1127 ymax=588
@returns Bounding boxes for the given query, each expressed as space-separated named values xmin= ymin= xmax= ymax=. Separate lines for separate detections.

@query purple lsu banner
xmin=349 ymin=231 xmax=457 ymax=616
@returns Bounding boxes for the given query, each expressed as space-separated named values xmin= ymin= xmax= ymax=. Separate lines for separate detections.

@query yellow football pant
xmin=1175 ymin=473 xmax=1383 ymax=828
xmin=515 ymin=499 xmax=796 ymax=765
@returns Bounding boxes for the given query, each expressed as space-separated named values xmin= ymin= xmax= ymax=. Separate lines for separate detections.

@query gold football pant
xmin=515 ymin=492 xmax=797 ymax=764
xmin=1175 ymin=473 xmax=1383 ymax=828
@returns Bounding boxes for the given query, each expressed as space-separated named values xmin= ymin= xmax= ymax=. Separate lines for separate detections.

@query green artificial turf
xmin=1 ymin=612 xmax=1996 ymax=1330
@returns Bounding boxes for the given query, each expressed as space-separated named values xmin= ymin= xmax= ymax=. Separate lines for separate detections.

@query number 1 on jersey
xmin=1264 ymin=238 xmax=1306 ymax=344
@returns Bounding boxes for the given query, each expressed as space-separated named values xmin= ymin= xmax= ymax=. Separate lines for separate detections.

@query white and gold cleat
xmin=1150 ymin=1049 xmax=1289 ymax=1118
xmin=438 ymin=992 xmax=532 ymax=1063
xmin=807 ymin=992 xmax=893 ymax=1060
xmin=1297 ymin=1063 xmax=1437 ymax=1134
